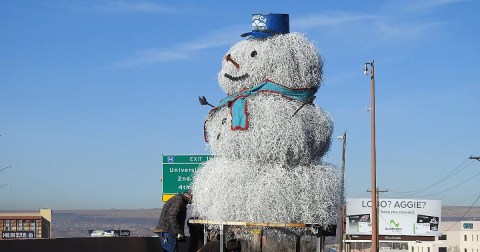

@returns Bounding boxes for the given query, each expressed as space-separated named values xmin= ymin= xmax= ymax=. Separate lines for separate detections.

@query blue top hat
xmin=241 ymin=14 xmax=289 ymax=38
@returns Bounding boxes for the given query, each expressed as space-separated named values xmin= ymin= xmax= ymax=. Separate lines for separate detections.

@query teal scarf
xmin=215 ymin=80 xmax=317 ymax=130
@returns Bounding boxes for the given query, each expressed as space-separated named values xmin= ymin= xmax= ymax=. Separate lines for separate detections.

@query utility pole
xmin=469 ymin=155 xmax=480 ymax=161
xmin=338 ymin=130 xmax=347 ymax=252
xmin=367 ymin=187 xmax=388 ymax=251
xmin=364 ymin=60 xmax=378 ymax=252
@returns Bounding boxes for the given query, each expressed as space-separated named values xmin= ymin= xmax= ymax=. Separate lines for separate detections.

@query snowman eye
xmin=251 ymin=51 xmax=257 ymax=57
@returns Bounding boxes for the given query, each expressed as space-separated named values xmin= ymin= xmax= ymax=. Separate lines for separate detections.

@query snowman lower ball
xmin=191 ymin=14 xmax=342 ymax=226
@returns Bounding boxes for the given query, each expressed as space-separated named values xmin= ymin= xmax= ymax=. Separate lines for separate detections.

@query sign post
xmin=162 ymin=154 xmax=211 ymax=202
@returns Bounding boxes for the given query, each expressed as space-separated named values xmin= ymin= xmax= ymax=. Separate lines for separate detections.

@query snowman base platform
xmin=189 ymin=219 xmax=336 ymax=252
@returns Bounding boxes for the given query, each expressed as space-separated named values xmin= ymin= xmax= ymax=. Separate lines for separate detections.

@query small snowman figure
xmin=192 ymin=14 xmax=342 ymax=226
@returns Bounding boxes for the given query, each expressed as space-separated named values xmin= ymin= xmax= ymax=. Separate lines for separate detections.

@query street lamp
xmin=364 ymin=60 xmax=378 ymax=252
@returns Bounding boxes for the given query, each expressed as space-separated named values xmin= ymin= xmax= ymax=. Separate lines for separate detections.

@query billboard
xmin=89 ymin=230 xmax=116 ymax=237
xmin=346 ymin=198 xmax=441 ymax=236
xmin=88 ymin=229 xmax=130 ymax=237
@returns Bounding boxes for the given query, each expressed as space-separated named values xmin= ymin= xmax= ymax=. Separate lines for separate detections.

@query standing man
xmin=154 ymin=190 xmax=192 ymax=252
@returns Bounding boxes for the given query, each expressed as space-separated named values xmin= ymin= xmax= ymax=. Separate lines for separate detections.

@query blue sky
xmin=1 ymin=0 xmax=479 ymax=210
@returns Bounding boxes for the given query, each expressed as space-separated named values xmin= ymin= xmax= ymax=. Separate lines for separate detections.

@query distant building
xmin=409 ymin=220 xmax=480 ymax=252
xmin=0 ymin=208 xmax=52 ymax=239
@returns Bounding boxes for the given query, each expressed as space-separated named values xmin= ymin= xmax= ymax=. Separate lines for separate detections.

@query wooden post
xmin=365 ymin=60 xmax=378 ymax=252
xmin=339 ymin=130 xmax=347 ymax=252
xmin=252 ymin=228 xmax=262 ymax=252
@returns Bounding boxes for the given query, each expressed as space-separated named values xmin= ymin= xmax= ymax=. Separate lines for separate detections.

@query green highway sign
xmin=162 ymin=155 xmax=211 ymax=164
xmin=162 ymin=154 xmax=212 ymax=201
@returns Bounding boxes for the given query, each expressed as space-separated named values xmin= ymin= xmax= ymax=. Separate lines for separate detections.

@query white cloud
xmin=375 ymin=19 xmax=448 ymax=41
xmin=292 ymin=12 xmax=377 ymax=30
xmin=112 ymin=0 xmax=464 ymax=69
xmin=111 ymin=25 xmax=243 ymax=68
xmin=94 ymin=0 xmax=176 ymax=13
xmin=180 ymin=27 xmax=242 ymax=51
xmin=112 ymin=50 xmax=189 ymax=68
xmin=293 ymin=2 xmax=457 ymax=45
xmin=370 ymin=0 xmax=463 ymax=42
xmin=406 ymin=0 xmax=468 ymax=12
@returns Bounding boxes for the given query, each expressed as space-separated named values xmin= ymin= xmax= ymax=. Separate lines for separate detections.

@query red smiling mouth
xmin=224 ymin=73 xmax=249 ymax=81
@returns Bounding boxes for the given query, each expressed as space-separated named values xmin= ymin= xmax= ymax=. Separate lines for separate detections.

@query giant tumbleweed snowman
xmin=191 ymin=14 xmax=342 ymax=227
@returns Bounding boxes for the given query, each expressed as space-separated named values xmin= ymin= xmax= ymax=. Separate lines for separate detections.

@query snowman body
xmin=205 ymin=93 xmax=333 ymax=166
xmin=192 ymin=33 xmax=342 ymax=225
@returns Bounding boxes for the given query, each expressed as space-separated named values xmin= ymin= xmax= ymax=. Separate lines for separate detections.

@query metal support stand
xmin=315 ymin=225 xmax=327 ymax=252
xmin=203 ymin=224 xmax=208 ymax=245
xmin=295 ymin=235 xmax=301 ymax=252
xmin=316 ymin=236 xmax=321 ymax=252
xmin=316 ymin=234 xmax=325 ymax=252
xmin=189 ymin=219 xmax=336 ymax=252
xmin=219 ymin=224 xmax=224 ymax=252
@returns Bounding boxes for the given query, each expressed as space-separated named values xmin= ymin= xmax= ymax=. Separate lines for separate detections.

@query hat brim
xmin=241 ymin=31 xmax=279 ymax=38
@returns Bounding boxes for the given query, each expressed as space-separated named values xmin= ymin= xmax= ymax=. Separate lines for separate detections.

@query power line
xmin=414 ymin=169 xmax=480 ymax=197
xmin=445 ymin=193 xmax=480 ymax=232
xmin=449 ymin=191 xmax=480 ymax=206
xmin=389 ymin=159 xmax=474 ymax=195
xmin=442 ymin=156 xmax=480 ymax=231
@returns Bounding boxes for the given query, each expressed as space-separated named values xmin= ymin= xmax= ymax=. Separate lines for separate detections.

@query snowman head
xmin=218 ymin=33 xmax=323 ymax=95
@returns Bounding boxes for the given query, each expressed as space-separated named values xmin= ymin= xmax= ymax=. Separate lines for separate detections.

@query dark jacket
xmin=155 ymin=193 xmax=188 ymax=236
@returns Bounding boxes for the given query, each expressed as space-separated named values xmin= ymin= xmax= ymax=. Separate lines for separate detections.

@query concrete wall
xmin=0 ymin=237 xmax=171 ymax=252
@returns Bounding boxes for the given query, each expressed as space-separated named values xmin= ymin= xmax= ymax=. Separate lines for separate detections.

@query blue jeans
xmin=158 ymin=232 xmax=177 ymax=252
